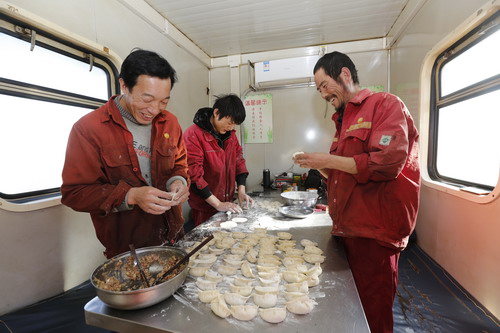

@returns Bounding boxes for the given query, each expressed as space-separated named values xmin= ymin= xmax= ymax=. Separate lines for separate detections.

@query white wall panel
xmin=390 ymin=0 xmax=500 ymax=319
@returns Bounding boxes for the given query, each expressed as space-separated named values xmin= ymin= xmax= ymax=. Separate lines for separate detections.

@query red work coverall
xmin=184 ymin=123 xmax=248 ymax=225
xmin=61 ymin=96 xmax=189 ymax=258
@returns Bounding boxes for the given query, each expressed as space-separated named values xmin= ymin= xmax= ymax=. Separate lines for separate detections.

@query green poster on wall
xmin=243 ymin=94 xmax=273 ymax=143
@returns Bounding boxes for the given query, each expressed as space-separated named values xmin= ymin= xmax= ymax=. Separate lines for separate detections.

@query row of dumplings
xmin=184 ymin=228 xmax=325 ymax=323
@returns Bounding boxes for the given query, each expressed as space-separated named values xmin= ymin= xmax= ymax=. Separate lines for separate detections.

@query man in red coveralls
xmin=294 ymin=51 xmax=420 ymax=333
xmin=184 ymin=94 xmax=254 ymax=228
xmin=61 ymin=49 xmax=189 ymax=258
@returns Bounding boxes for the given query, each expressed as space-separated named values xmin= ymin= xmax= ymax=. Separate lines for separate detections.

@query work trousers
xmin=342 ymin=237 xmax=400 ymax=333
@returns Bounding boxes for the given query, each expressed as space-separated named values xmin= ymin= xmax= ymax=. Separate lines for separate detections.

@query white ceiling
xmin=144 ymin=0 xmax=410 ymax=58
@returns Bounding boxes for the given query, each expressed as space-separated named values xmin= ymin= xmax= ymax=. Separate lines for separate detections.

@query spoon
xmin=129 ymin=244 xmax=151 ymax=288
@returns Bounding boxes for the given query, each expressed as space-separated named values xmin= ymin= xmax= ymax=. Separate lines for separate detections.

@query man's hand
xmin=293 ymin=152 xmax=357 ymax=175
xmin=168 ymin=179 xmax=189 ymax=205
xmin=127 ymin=186 xmax=177 ymax=215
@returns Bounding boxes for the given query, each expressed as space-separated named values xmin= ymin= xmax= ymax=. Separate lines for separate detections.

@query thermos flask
xmin=263 ymin=169 xmax=271 ymax=188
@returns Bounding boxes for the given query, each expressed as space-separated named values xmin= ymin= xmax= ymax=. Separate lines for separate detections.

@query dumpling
xmin=231 ymin=231 xmax=247 ymax=239
xmin=204 ymin=270 xmax=223 ymax=282
xmin=211 ymin=295 xmax=231 ymax=318
xmin=215 ymin=237 xmax=236 ymax=249
xmin=223 ymin=258 xmax=245 ymax=267
xmin=305 ymin=263 xmax=322 ymax=276
xmin=283 ymin=256 xmax=305 ymax=267
xmin=230 ymin=247 xmax=248 ymax=256
xmin=286 ymin=296 xmax=315 ymax=314
xmin=304 ymin=245 xmax=324 ymax=255
xmin=189 ymin=266 xmax=211 ymax=277
xmin=224 ymin=254 xmax=244 ymax=261
xmin=253 ymin=293 xmax=278 ymax=308
xmin=254 ymin=285 xmax=279 ymax=295
xmin=233 ymin=276 xmax=254 ymax=286
xmin=246 ymin=249 xmax=258 ymax=263
xmin=218 ymin=264 xmax=239 ymax=276
xmin=196 ymin=277 xmax=218 ymax=290
xmin=257 ymin=257 xmax=280 ymax=267
xmin=192 ymin=256 xmax=217 ymax=267
xmin=284 ymin=291 xmax=308 ymax=301
xmin=277 ymin=231 xmax=293 ymax=240
xmin=197 ymin=253 xmax=217 ymax=260
xmin=198 ymin=289 xmax=221 ymax=303
xmin=230 ymin=305 xmax=258 ymax=321
xmin=286 ymin=264 xmax=308 ymax=273
xmin=224 ymin=292 xmax=250 ymax=305
xmin=258 ymin=277 xmax=280 ymax=287
xmin=256 ymin=265 xmax=279 ymax=274
xmin=241 ymin=261 xmax=255 ymax=278
xmin=284 ymin=281 xmax=309 ymax=293
xmin=303 ymin=253 xmax=325 ymax=264
xmin=257 ymin=271 xmax=281 ymax=281
xmin=282 ymin=270 xmax=307 ymax=283
xmin=285 ymin=248 xmax=304 ymax=256
xmin=259 ymin=307 xmax=287 ymax=323
xmin=300 ymin=239 xmax=317 ymax=247
xmin=229 ymin=284 xmax=253 ymax=297
xmin=208 ymin=246 xmax=225 ymax=255
xmin=306 ymin=274 xmax=320 ymax=287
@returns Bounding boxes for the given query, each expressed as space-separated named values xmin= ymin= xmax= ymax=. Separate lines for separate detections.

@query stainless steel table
xmin=85 ymin=199 xmax=370 ymax=333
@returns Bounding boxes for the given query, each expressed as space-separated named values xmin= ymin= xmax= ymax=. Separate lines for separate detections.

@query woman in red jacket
xmin=184 ymin=94 xmax=254 ymax=228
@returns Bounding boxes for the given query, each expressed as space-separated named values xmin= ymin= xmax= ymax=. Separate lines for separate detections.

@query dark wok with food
xmin=91 ymin=246 xmax=188 ymax=310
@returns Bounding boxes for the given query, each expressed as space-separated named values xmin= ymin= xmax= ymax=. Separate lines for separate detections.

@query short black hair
xmin=119 ymin=49 xmax=178 ymax=90
xmin=213 ymin=94 xmax=246 ymax=124
xmin=313 ymin=51 xmax=359 ymax=84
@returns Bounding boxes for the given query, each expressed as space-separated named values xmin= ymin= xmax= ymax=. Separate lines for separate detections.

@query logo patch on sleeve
xmin=380 ymin=135 xmax=392 ymax=146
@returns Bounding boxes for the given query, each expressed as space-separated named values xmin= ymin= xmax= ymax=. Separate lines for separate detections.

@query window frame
xmin=0 ymin=4 xmax=120 ymax=210
xmin=419 ymin=3 xmax=500 ymax=203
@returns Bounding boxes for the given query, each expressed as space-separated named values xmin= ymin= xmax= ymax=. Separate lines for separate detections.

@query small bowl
xmin=281 ymin=191 xmax=319 ymax=208
xmin=91 ymin=246 xmax=188 ymax=310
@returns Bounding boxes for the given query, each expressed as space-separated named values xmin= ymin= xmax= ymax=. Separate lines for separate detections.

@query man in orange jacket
xmin=61 ymin=49 xmax=189 ymax=258
xmin=294 ymin=51 xmax=420 ymax=333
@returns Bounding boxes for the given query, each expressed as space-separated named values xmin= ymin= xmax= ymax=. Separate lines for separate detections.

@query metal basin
xmin=91 ymin=246 xmax=188 ymax=310
xmin=281 ymin=191 xmax=318 ymax=208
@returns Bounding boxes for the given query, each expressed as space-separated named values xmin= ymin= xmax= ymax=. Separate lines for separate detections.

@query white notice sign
xmin=243 ymin=94 xmax=273 ymax=144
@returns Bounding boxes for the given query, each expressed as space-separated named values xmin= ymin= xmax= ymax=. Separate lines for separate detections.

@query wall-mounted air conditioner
xmin=253 ymin=55 xmax=320 ymax=88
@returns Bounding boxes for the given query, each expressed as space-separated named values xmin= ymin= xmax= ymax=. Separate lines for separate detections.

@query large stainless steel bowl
xmin=91 ymin=246 xmax=188 ymax=310
xmin=281 ymin=191 xmax=319 ymax=208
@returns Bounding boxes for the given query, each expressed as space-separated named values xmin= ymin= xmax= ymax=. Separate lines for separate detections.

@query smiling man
xmin=61 ymin=49 xmax=189 ymax=258
xmin=293 ymin=51 xmax=420 ymax=333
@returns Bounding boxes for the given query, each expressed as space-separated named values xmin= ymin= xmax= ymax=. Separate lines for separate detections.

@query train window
xmin=0 ymin=13 xmax=119 ymax=201
xmin=429 ymin=12 xmax=500 ymax=192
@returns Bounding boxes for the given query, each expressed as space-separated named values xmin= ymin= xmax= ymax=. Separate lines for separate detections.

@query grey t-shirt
xmin=115 ymin=96 xmax=152 ymax=186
